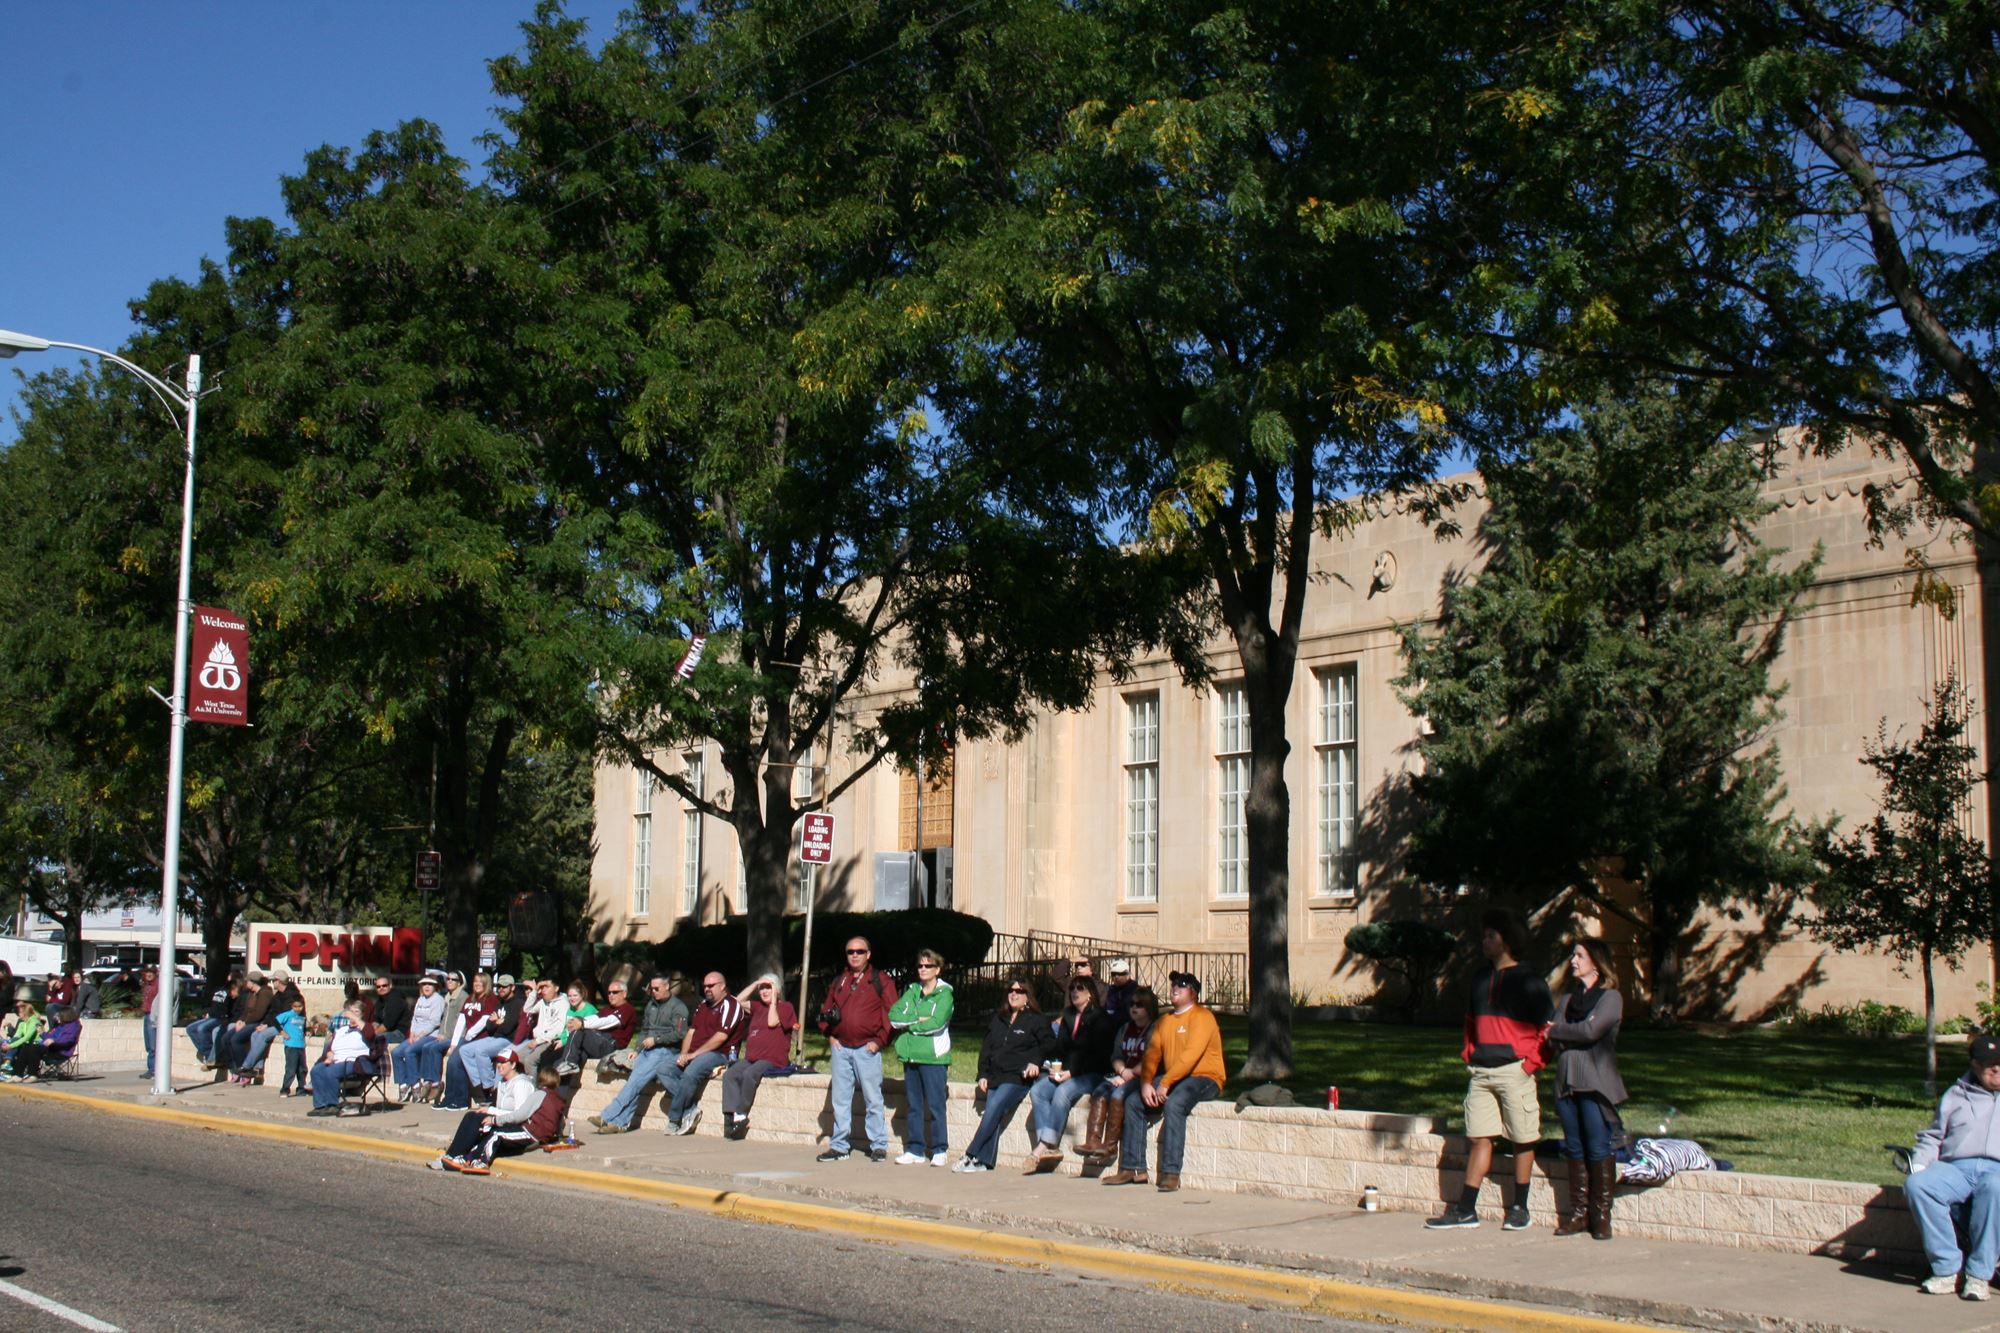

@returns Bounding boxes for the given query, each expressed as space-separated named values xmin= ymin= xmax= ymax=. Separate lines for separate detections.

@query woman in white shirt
xmin=307 ymin=1001 xmax=377 ymax=1115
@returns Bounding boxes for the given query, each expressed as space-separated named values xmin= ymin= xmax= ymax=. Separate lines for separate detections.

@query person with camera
xmin=816 ymin=936 xmax=899 ymax=1163
xmin=953 ymin=977 xmax=1055 ymax=1173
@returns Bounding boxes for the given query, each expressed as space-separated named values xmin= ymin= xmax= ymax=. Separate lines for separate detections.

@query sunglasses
xmin=1007 ymin=987 xmax=1028 ymax=995
xmin=845 ymin=948 xmax=869 ymax=955
xmin=916 ymin=962 xmax=939 ymax=969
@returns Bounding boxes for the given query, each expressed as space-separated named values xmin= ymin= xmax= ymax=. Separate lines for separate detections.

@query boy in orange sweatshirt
xmin=1103 ymin=971 xmax=1225 ymax=1192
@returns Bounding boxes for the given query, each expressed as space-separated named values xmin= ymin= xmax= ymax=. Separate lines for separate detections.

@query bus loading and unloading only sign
xmin=800 ymin=812 xmax=835 ymax=864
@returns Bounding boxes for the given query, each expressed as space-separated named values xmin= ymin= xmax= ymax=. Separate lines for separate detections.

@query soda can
xmin=1326 ymin=1085 xmax=1340 ymax=1110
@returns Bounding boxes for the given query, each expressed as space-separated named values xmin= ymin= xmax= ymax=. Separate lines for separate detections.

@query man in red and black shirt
xmin=816 ymin=935 xmax=900 ymax=1162
xmin=1427 ymin=909 xmax=1553 ymax=1232
xmin=651 ymin=972 xmax=746 ymax=1137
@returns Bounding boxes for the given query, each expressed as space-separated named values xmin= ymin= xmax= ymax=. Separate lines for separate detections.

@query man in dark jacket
xmin=216 ymin=973 xmax=274 ymax=1074
xmin=370 ymin=975 xmax=412 ymax=1045
xmin=816 ymin=936 xmax=899 ymax=1162
xmin=1427 ymin=909 xmax=1553 ymax=1232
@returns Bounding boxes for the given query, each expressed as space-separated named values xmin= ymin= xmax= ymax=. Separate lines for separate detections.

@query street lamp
xmin=0 ymin=328 xmax=202 ymax=1098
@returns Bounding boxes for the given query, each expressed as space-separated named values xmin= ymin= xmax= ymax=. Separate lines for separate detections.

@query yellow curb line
xmin=4 ymin=1084 xmax=1659 ymax=1333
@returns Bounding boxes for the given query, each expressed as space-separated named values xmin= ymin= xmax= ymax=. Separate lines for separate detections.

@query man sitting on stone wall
xmin=1908 ymin=1034 xmax=2000 ymax=1303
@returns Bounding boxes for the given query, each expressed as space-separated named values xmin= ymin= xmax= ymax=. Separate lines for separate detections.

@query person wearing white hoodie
xmin=433 ymin=1047 xmax=548 ymax=1173
xmin=516 ymin=978 xmax=572 ymax=1076
xmin=1908 ymin=1034 xmax=2000 ymax=1302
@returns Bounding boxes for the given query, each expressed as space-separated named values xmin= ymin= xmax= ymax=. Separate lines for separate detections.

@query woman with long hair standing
xmin=1548 ymin=938 xmax=1627 ymax=1240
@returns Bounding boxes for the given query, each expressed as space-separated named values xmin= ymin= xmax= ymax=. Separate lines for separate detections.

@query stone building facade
xmin=589 ymin=441 xmax=1998 ymax=1019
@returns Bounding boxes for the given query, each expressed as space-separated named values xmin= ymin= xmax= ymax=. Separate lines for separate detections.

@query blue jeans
xmin=438 ymin=1050 xmax=474 ymax=1109
xmin=964 ymin=1080 xmax=1033 ymax=1167
xmin=1121 ymin=1076 xmax=1219 ymax=1175
xmin=238 ymin=1025 xmax=279 ymax=1073
xmin=902 ymin=1063 xmax=950 ymax=1157
xmin=600 ymin=1045 xmax=678 ymax=1128
xmin=310 ymin=1056 xmax=374 ymax=1109
xmin=1908 ymin=1157 xmax=2000 ymax=1280
xmin=279 ymin=1046 xmax=306 ymax=1095
xmin=828 ymin=1044 xmax=887 ymax=1154
xmin=459 ymin=1035 xmax=512 ymax=1089
xmin=661 ymin=1050 xmax=729 ymax=1124
xmin=393 ymin=1035 xmax=445 ymax=1088
xmin=1030 ymin=1071 xmax=1104 ymax=1147
xmin=1555 ymin=1092 xmax=1615 ymax=1162
xmin=187 ymin=1017 xmax=221 ymax=1064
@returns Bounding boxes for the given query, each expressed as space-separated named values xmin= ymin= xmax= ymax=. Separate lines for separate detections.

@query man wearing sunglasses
xmin=816 ymin=937 xmax=900 ymax=1162
xmin=1103 ymin=971 xmax=1224 ymax=1192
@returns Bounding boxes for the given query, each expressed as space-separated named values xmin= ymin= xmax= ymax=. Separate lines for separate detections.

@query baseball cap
xmin=494 ymin=1047 xmax=520 ymax=1064
xmin=418 ymin=975 xmax=438 ymax=988
xmin=495 ymin=973 xmax=517 ymax=987
xmin=1109 ymin=959 xmax=1131 ymax=976
xmin=1168 ymin=971 xmax=1202 ymax=994
xmin=1972 ymin=1034 xmax=2000 ymax=1066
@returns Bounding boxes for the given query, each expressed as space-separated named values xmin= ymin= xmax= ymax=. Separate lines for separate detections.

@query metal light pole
xmin=0 ymin=329 xmax=201 ymax=1097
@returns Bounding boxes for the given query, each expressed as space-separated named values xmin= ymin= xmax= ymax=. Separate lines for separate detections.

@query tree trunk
xmin=434 ymin=699 xmax=514 ymax=976
xmin=733 ymin=744 xmax=799 ymax=986
xmin=1647 ymin=894 xmax=1691 ymax=1022
xmin=1923 ymin=945 xmax=1939 ymax=1100
xmin=1240 ymin=665 xmax=1296 ymax=1081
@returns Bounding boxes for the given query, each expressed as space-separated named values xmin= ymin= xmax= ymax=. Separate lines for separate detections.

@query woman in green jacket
xmin=889 ymin=949 xmax=956 ymax=1165
xmin=2 ymin=1000 xmax=46 ymax=1075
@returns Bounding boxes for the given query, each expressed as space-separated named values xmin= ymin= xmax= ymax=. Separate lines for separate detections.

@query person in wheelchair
xmin=1907 ymin=1034 xmax=2000 ymax=1302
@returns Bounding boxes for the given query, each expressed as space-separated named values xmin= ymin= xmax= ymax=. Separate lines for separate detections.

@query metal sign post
xmin=793 ymin=812 xmax=834 ymax=1063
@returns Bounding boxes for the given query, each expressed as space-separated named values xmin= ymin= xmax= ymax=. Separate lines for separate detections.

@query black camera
xmin=817 ymin=1005 xmax=842 ymax=1030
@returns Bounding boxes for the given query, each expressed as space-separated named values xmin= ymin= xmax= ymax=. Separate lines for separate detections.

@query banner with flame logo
xmin=188 ymin=606 xmax=249 ymax=726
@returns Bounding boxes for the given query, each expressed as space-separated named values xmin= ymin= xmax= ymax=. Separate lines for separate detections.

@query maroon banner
xmin=188 ymin=605 xmax=249 ymax=726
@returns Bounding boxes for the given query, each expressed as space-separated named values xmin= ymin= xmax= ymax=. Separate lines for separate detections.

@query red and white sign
xmin=800 ymin=812 xmax=836 ymax=865
xmin=188 ymin=606 xmax=249 ymax=726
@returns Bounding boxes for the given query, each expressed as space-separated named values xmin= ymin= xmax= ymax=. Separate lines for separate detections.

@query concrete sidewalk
xmin=20 ymin=1070 xmax=1997 ymax=1333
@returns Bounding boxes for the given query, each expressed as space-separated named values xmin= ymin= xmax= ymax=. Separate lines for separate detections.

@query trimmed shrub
xmin=623 ymin=909 xmax=995 ymax=983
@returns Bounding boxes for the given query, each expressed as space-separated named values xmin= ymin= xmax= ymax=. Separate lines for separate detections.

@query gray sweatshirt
xmin=1913 ymin=1071 xmax=2000 ymax=1170
xmin=1546 ymin=986 xmax=1628 ymax=1105
xmin=407 ymin=992 xmax=446 ymax=1042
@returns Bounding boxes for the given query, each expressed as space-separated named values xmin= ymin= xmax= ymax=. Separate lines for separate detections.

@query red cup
xmin=1327 ymin=1085 xmax=1340 ymax=1110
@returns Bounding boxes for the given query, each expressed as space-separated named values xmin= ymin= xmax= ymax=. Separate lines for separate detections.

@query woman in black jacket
xmin=953 ymin=978 xmax=1054 ymax=1173
xmin=1025 ymin=975 xmax=1116 ymax=1171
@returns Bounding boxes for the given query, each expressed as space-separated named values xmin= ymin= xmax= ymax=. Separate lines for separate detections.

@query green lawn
xmin=813 ymin=1018 xmax=1940 ymax=1186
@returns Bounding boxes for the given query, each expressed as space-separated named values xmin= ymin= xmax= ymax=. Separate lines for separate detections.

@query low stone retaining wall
xmin=82 ymin=1019 xmax=1914 ymax=1265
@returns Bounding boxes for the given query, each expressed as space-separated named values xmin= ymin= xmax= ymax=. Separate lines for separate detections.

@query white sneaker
xmin=930 ymin=1152 xmax=949 ymax=1167
xmin=1920 ymin=1274 xmax=1960 ymax=1295
xmin=677 ymin=1106 xmax=702 ymax=1136
xmin=1965 ymin=1276 xmax=1991 ymax=1302
xmin=894 ymin=1151 xmax=925 ymax=1165
xmin=951 ymin=1157 xmax=990 ymax=1173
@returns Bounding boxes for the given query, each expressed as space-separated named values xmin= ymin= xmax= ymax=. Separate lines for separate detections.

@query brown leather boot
xmin=1077 ymin=1097 xmax=1109 ymax=1158
xmin=1587 ymin=1158 xmax=1615 ymax=1240
xmin=1090 ymin=1096 xmax=1125 ymax=1163
xmin=1554 ymin=1161 xmax=1590 ymax=1235
xmin=1101 ymin=1167 xmax=1149 ymax=1185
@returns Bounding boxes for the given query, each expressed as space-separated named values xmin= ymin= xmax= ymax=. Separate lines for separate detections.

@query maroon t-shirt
xmin=741 ymin=1001 xmax=797 ymax=1066
xmin=598 ymin=1001 xmax=638 ymax=1049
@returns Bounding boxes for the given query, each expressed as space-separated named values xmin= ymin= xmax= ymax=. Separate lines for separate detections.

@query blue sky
xmin=1 ymin=1 xmax=623 ymax=440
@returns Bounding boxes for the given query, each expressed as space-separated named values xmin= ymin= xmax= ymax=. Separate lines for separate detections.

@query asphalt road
xmin=0 ymin=1096 xmax=1372 ymax=1332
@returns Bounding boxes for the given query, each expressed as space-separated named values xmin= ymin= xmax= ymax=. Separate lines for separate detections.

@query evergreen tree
xmin=1398 ymin=387 xmax=1821 ymax=1017
xmin=1810 ymin=677 xmax=1996 ymax=1096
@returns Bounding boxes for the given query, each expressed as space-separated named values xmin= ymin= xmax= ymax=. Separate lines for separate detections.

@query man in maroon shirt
xmin=642 ymin=971 xmax=744 ymax=1136
xmin=816 ymin=936 xmax=899 ymax=1163
xmin=555 ymin=979 xmax=638 ymax=1075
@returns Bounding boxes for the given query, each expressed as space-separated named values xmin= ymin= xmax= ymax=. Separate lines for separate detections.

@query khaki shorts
xmin=1463 ymin=1060 xmax=1539 ymax=1142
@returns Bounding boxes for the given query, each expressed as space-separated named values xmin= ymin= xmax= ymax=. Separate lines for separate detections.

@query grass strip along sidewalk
xmin=819 ymin=1017 xmax=1930 ymax=1186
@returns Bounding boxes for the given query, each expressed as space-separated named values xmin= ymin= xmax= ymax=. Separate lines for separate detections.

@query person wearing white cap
xmin=1908 ymin=1034 xmax=2000 ymax=1302
xmin=1102 ymin=960 xmax=1137 ymax=1024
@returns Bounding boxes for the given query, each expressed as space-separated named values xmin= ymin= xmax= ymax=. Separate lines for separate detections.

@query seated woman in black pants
xmin=432 ymin=1051 xmax=563 ymax=1174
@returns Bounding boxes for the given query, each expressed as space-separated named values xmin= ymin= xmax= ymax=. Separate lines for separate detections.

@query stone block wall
xmin=85 ymin=1021 xmax=1918 ymax=1265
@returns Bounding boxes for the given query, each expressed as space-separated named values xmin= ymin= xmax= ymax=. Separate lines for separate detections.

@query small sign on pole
xmin=800 ymin=812 xmax=835 ymax=864
xmin=478 ymin=931 xmax=499 ymax=969
xmin=414 ymin=850 xmax=441 ymax=891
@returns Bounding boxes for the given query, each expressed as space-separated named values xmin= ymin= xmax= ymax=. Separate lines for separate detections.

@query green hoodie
xmin=889 ymin=979 xmax=955 ymax=1065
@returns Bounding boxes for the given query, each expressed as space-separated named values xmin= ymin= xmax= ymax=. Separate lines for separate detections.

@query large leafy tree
xmin=486 ymin=1 xmax=1177 ymax=983
xmin=1398 ymin=387 xmax=1822 ymax=1017
xmin=232 ymin=120 xmax=615 ymax=974
xmin=1486 ymin=0 xmax=2000 ymax=542
xmin=1810 ymin=677 xmax=1996 ymax=1095
xmin=925 ymin=0 xmax=1539 ymax=1077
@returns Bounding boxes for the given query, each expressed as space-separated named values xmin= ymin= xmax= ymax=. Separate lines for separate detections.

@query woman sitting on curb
xmin=953 ymin=978 xmax=1054 ymax=1173
xmin=1026 ymin=974 xmax=1116 ymax=1172
xmin=432 ymin=1052 xmax=564 ymax=1173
